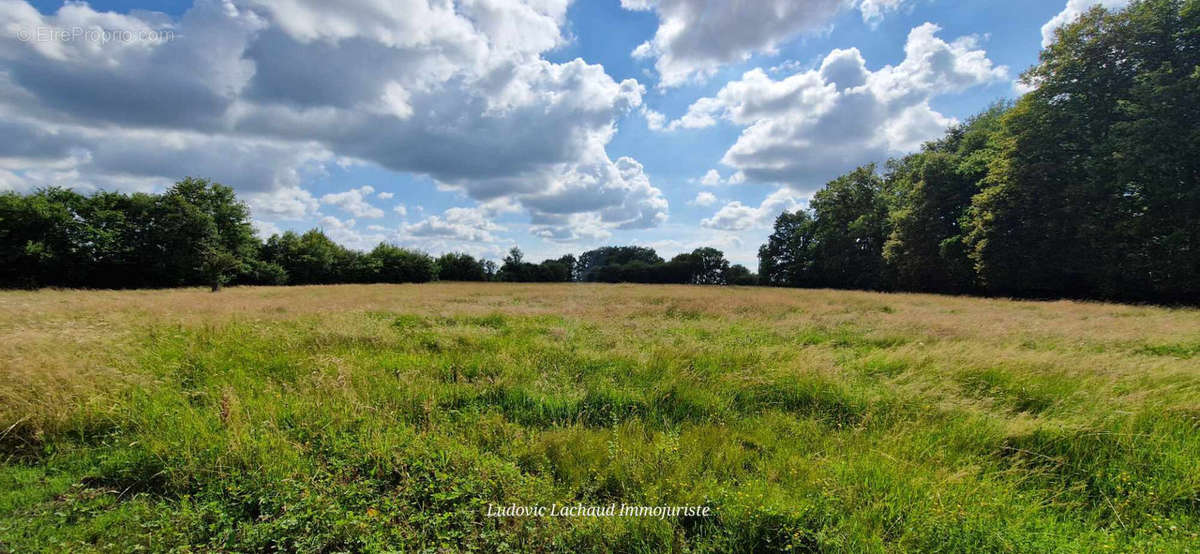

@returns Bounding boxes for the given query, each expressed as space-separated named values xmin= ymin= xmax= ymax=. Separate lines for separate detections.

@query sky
xmin=0 ymin=0 xmax=1127 ymax=266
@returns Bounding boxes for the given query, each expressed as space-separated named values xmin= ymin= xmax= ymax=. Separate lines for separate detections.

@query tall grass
xmin=1 ymin=284 xmax=1198 ymax=551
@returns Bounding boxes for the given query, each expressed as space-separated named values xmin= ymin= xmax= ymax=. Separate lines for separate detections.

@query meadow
xmin=1 ymin=283 xmax=1198 ymax=552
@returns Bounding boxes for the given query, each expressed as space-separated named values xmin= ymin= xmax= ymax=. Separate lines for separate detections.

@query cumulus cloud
xmin=625 ymin=0 xmax=912 ymax=87
xmin=376 ymin=191 xmax=394 ymax=200
xmin=689 ymin=191 xmax=717 ymax=206
xmin=321 ymin=185 xmax=385 ymax=218
xmin=633 ymin=232 xmax=745 ymax=260
xmin=310 ymin=207 xmax=511 ymax=255
xmin=769 ymin=59 xmax=807 ymax=75
xmin=244 ymin=186 xmax=320 ymax=220
xmin=668 ymin=23 xmax=1006 ymax=191
xmin=641 ymin=105 xmax=667 ymax=131
xmin=694 ymin=168 xmax=747 ymax=186
xmin=857 ymin=0 xmax=909 ymax=26
xmin=514 ymin=154 xmax=669 ymax=237
xmin=0 ymin=0 xmax=665 ymax=241
xmin=0 ymin=109 xmax=333 ymax=194
xmin=251 ymin=219 xmax=282 ymax=238
xmin=317 ymin=214 xmax=392 ymax=251
xmin=403 ymin=207 xmax=506 ymax=243
xmin=319 ymin=215 xmax=354 ymax=230
xmin=701 ymin=188 xmax=803 ymax=231
xmin=1041 ymin=0 xmax=1128 ymax=47
xmin=530 ymin=212 xmax=615 ymax=242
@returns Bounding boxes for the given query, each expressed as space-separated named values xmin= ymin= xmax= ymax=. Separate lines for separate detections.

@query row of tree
xmin=502 ymin=245 xmax=759 ymax=285
xmin=568 ymin=245 xmax=756 ymax=285
xmin=759 ymin=0 xmax=1198 ymax=303
xmin=0 ymin=181 xmax=753 ymax=289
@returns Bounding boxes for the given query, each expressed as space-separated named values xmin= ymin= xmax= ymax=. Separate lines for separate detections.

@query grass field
xmin=1 ymin=284 xmax=1198 ymax=552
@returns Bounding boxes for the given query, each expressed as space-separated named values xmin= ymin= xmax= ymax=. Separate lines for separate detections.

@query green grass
xmin=1 ymin=284 xmax=1198 ymax=552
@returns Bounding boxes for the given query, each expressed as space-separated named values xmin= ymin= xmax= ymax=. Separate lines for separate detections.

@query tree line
xmin=0 ymin=180 xmax=755 ymax=290
xmin=759 ymin=0 xmax=1198 ymax=304
xmin=2 ymin=1 xmax=1194 ymax=301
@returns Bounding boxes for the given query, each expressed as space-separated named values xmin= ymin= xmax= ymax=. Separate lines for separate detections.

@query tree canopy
xmin=760 ymin=0 xmax=1198 ymax=304
xmin=967 ymin=0 xmax=1199 ymax=301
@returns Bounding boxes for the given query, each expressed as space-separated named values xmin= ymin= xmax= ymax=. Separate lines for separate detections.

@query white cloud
xmin=251 ymin=219 xmax=282 ymax=239
xmin=669 ymin=23 xmax=1006 ymax=191
xmin=701 ymin=188 xmax=804 ymax=231
xmin=403 ymin=207 xmax=506 ymax=243
xmin=393 ymin=204 xmax=408 ymax=217
xmin=689 ymin=191 xmax=717 ymax=206
xmin=514 ymin=154 xmax=669 ymax=236
xmin=619 ymin=0 xmax=655 ymax=9
xmin=856 ymin=0 xmax=909 ymax=27
xmin=641 ymin=106 xmax=667 ymax=131
xmin=376 ymin=191 xmax=394 ymax=199
xmin=321 ymin=185 xmax=385 ymax=218
xmin=0 ymin=0 xmax=665 ymax=242
xmin=694 ymin=168 xmax=748 ymax=187
xmin=244 ymin=186 xmax=320 ymax=220
xmin=1041 ymin=0 xmax=1128 ymax=47
xmin=243 ymin=0 xmax=567 ymax=54
xmin=769 ymin=59 xmax=807 ymax=75
xmin=0 ymin=109 xmax=335 ymax=194
xmin=625 ymin=0 xmax=912 ymax=87
xmin=320 ymin=215 xmax=355 ymax=230
xmin=632 ymin=231 xmax=745 ymax=259
xmin=317 ymin=214 xmax=390 ymax=250
xmin=530 ymin=212 xmax=614 ymax=242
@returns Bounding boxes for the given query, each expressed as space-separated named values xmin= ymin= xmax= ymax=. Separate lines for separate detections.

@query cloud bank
xmin=669 ymin=23 xmax=1006 ymax=190
xmin=0 ymin=0 xmax=666 ymax=240
xmin=624 ymin=0 xmax=913 ymax=87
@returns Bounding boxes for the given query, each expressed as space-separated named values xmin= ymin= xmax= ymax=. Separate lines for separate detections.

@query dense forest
xmin=759 ymin=0 xmax=1198 ymax=303
xmin=1 ymin=1 xmax=1196 ymax=302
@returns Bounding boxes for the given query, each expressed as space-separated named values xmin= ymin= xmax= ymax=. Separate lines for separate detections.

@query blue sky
xmin=2 ymin=0 xmax=1120 ymax=266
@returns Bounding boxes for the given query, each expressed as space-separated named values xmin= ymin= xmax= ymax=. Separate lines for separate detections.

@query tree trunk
xmin=211 ymin=281 xmax=222 ymax=292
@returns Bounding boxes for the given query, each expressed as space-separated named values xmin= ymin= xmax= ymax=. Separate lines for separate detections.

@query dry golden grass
xmin=4 ymin=282 xmax=1198 ymax=340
